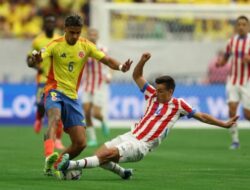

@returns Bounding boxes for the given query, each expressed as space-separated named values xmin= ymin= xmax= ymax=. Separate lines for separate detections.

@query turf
xmin=0 ymin=126 xmax=249 ymax=190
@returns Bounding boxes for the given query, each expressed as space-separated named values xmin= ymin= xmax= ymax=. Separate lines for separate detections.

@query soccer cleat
xmin=101 ymin=122 xmax=110 ymax=137
xmin=33 ymin=119 xmax=42 ymax=133
xmin=122 ymin=169 xmax=133 ymax=180
xmin=44 ymin=152 xmax=59 ymax=176
xmin=57 ymin=153 xmax=70 ymax=171
xmin=229 ymin=142 xmax=240 ymax=150
xmin=87 ymin=140 xmax=98 ymax=147
xmin=54 ymin=139 xmax=65 ymax=150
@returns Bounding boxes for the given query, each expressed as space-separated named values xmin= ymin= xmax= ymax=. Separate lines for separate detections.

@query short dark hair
xmin=65 ymin=14 xmax=83 ymax=27
xmin=236 ymin=15 xmax=249 ymax=23
xmin=155 ymin=75 xmax=175 ymax=91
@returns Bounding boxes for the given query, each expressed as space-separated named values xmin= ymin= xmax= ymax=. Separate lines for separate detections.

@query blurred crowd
xmin=0 ymin=0 xmax=249 ymax=39
xmin=111 ymin=0 xmax=250 ymax=3
xmin=0 ymin=0 xmax=90 ymax=38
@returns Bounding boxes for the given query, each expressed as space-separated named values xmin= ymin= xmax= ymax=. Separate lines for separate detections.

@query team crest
xmin=78 ymin=51 xmax=84 ymax=58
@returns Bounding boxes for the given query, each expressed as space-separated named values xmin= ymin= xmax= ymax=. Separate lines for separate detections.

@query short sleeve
xmin=88 ymin=42 xmax=105 ymax=61
xmin=41 ymin=41 xmax=54 ymax=60
xmin=179 ymin=98 xmax=196 ymax=119
xmin=140 ymin=82 xmax=156 ymax=100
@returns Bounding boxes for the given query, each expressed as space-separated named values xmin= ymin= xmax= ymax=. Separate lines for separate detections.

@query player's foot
xmin=229 ymin=142 xmax=240 ymax=150
xmin=122 ymin=169 xmax=133 ymax=180
xmin=44 ymin=152 xmax=59 ymax=176
xmin=57 ymin=153 xmax=70 ymax=171
xmin=87 ymin=140 xmax=98 ymax=147
xmin=55 ymin=139 xmax=65 ymax=150
xmin=101 ymin=122 xmax=110 ymax=137
xmin=33 ymin=119 xmax=42 ymax=133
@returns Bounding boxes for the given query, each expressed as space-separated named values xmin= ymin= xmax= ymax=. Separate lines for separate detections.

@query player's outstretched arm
xmin=193 ymin=112 xmax=239 ymax=128
xmin=132 ymin=52 xmax=151 ymax=90
xmin=100 ymin=56 xmax=133 ymax=72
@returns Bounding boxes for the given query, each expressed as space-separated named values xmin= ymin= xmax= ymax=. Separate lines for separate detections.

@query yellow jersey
xmin=42 ymin=36 xmax=105 ymax=99
xmin=32 ymin=32 xmax=60 ymax=83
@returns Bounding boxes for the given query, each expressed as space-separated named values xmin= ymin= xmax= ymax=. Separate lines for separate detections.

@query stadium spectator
xmin=80 ymin=28 xmax=111 ymax=147
xmin=30 ymin=14 xmax=132 ymax=176
xmin=27 ymin=15 xmax=65 ymax=150
xmin=56 ymin=52 xmax=238 ymax=179
xmin=0 ymin=15 xmax=12 ymax=38
xmin=216 ymin=15 xmax=250 ymax=149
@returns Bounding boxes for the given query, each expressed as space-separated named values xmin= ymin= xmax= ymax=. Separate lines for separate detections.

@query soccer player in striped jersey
xmin=80 ymin=28 xmax=111 ymax=147
xmin=31 ymin=14 xmax=132 ymax=176
xmin=27 ymin=15 xmax=65 ymax=150
xmin=216 ymin=15 xmax=250 ymax=149
xmin=56 ymin=53 xmax=238 ymax=180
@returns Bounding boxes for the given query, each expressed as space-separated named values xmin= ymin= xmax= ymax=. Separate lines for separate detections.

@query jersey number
xmin=68 ymin=62 xmax=74 ymax=72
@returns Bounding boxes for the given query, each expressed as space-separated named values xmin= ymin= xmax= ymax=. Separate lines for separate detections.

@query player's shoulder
xmin=79 ymin=37 xmax=96 ymax=46
xmin=46 ymin=36 xmax=64 ymax=47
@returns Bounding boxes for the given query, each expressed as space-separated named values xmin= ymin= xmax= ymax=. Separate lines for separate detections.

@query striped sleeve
xmin=179 ymin=98 xmax=196 ymax=118
xmin=140 ymin=82 xmax=156 ymax=100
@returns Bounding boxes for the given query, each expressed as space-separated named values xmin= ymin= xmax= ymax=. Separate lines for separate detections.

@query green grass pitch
xmin=0 ymin=126 xmax=249 ymax=190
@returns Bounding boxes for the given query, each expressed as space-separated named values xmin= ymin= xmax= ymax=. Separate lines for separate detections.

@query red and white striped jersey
xmin=82 ymin=44 xmax=109 ymax=94
xmin=225 ymin=33 xmax=250 ymax=86
xmin=132 ymin=83 xmax=195 ymax=145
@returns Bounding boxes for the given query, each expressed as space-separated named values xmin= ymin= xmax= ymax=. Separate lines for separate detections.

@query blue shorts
xmin=45 ymin=90 xmax=86 ymax=128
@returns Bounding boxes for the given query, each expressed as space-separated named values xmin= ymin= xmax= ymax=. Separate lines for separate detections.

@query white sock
xmin=68 ymin=156 xmax=100 ymax=170
xmin=101 ymin=162 xmax=125 ymax=177
xmin=230 ymin=123 xmax=239 ymax=143
xmin=86 ymin=127 xmax=97 ymax=141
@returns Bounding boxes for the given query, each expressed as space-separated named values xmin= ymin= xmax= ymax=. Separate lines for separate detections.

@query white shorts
xmin=81 ymin=84 xmax=107 ymax=107
xmin=226 ymin=81 xmax=250 ymax=110
xmin=105 ymin=132 xmax=150 ymax=163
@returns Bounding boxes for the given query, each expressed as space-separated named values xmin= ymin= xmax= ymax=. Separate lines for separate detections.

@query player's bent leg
xmin=100 ymin=162 xmax=134 ymax=180
xmin=55 ymin=120 xmax=65 ymax=150
xmin=243 ymin=108 xmax=250 ymax=121
xmin=64 ymin=126 xmax=86 ymax=159
xmin=34 ymin=104 xmax=45 ymax=133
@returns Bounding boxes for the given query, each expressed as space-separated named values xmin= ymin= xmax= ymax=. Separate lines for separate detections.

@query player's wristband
xmin=118 ymin=64 xmax=123 ymax=71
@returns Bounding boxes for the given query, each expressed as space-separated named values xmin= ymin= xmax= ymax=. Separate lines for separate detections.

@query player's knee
xmin=74 ymin=140 xmax=86 ymax=152
xmin=93 ymin=112 xmax=102 ymax=120
xmin=97 ymin=148 xmax=119 ymax=164
xmin=243 ymin=111 xmax=250 ymax=120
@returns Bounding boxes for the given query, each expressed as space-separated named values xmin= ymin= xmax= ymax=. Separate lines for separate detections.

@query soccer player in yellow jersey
xmin=27 ymin=15 xmax=65 ymax=150
xmin=31 ymin=14 xmax=132 ymax=176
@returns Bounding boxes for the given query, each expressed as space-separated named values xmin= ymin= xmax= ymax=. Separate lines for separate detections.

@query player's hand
xmin=140 ymin=52 xmax=151 ymax=63
xmin=242 ymin=55 xmax=250 ymax=64
xmin=215 ymin=57 xmax=224 ymax=67
xmin=120 ymin=59 xmax=133 ymax=72
xmin=224 ymin=115 xmax=239 ymax=128
xmin=32 ymin=50 xmax=43 ymax=64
